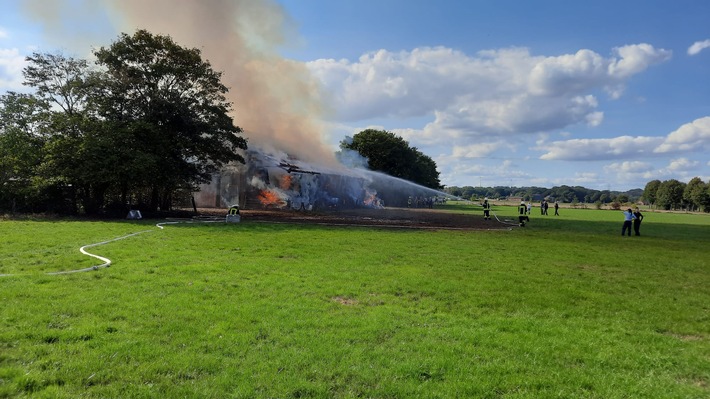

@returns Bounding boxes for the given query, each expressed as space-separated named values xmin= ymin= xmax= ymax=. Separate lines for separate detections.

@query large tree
xmin=0 ymin=92 xmax=50 ymax=211
xmin=643 ymin=179 xmax=661 ymax=207
xmin=15 ymin=30 xmax=248 ymax=214
xmin=92 ymin=29 xmax=247 ymax=211
xmin=683 ymin=177 xmax=709 ymax=212
xmin=339 ymin=129 xmax=442 ymax=189
xmin=656 ymin=179 xmax=685 ymax=210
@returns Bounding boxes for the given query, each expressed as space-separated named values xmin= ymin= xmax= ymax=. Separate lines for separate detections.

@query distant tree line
xmin=446 ymin=177 xmax=710 ymax=213
xmin=444 ymin=185 xmax=643 ymax=205
xmin=0 ymin=30 xmax=247 ymax=215
xmin=643 ymin=178 xmax=710 ymax=212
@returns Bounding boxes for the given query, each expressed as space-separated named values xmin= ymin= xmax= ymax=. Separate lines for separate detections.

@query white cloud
xmin=585 ymin=111 xmax=604 ymax=126
xmin=572 ymin=172 xmax=599 ymax=183
xmin=607 ymin=44 xmax=672 ymax=79
xmin=603 ymin=161 xmax=653 ymax=174
xmin=598 ymin=157 xmax=703 ymax=187
xmin=688 ymin=39 xmax=710 ymax=56
xmin=654 ymin=117 xmax=710 ymax=153
xmin=602 ymin=160 xmax=663 ymax=186
xmin=538 ymin=136 xmax=663 ymax=161
xmin=602 ymin=44 xmax=673 ymax=99
xmin=451 ymin=141 xmax=507 ymax=158
xmin=535 ymin=117 xmax=710 ymax=162
xmin=632 ymin=158 xmax=704 ymax=182
xmin=0 ymin=47 xmax=27 ymax=91
xmin=308 ymin=43 xmax=671 ymax=145
xmin=666 ymin=157 xmax=699 ymax=172
xmin=528 ymin=49 xmax=606 ymax=96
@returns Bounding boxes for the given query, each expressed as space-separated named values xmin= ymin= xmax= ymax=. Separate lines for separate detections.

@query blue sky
xmin=1 ymin=0 xmax=709 ymax=191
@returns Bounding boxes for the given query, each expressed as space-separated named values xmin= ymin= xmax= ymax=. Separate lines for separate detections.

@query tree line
xmin=445 ymin=185 xmax=643 ymax=204
xmin=0 ymin=30 xmax=247 ymax=215
xmin=643 ymin=178 xmax=710 ymax=212
xmin=446 ymin=177 xmax=710 ymax=212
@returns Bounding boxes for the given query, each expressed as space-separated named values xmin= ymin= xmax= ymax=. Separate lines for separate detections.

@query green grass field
xmin=1 ymin=205 xmax=709 ymax=398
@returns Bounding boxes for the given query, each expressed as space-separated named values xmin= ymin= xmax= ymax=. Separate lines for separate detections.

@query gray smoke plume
xmin=21 ymin=0 xmax=455 ymax=210
xmin=22 ymin=0 xmax=338 ymax=166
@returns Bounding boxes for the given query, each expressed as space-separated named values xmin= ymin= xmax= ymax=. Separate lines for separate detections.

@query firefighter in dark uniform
xmin=518 ymin=201 xmax=529 ymax=226
xmin=482 ymin=198 xmax=491 ymax=220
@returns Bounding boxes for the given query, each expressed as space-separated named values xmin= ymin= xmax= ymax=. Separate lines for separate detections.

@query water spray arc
xmin=196 ymin=148 xmax=459 ymax=212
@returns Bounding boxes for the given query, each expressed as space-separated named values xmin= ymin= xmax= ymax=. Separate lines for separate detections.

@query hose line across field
xmin=1 ymin=219 xmax=222 ymax=278
xmin=2 ymin=212 xmax=512 ymax=278
xmin=48 ymin=229 xmax=154 ymax=275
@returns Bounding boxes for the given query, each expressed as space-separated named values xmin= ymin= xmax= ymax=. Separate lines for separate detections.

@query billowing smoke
xmin=21 ymin=0 xmax=338 ymax=165
xmin=22 ymin=0 xmax=453 ymax=210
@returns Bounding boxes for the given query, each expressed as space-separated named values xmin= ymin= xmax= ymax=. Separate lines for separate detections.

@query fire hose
xmin=471 ymin=201 xmax=520 ymax=227
xmin=492 ymin=211 xmax=522 ymax=227
xmin=0 ymin=219 xmax=221 ymax=277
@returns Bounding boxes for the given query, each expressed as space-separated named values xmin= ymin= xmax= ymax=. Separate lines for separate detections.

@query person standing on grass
xmin=527 ymin=202 xmax=532 ymax=214
xmin=543 ymin=200 xmax=549 ymax=215
xmin=554 ymin=201 xmax=559 ymax=216
xmin=518 ymin=201 xmax=529 ymax=226
xmin=622 ymin=208 xmax=635 ymax=236
xmin=540 ymin=201 xmax=545 ymax=215
xmin=633 ymin=207 xmax=644 ymax=236
xmin=482 ymin=198 xmax=491 ymax=220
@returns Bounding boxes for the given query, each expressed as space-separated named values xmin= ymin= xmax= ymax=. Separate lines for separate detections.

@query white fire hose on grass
xmin=48 ymin=229 xmax=154 ymax=275
xmin=1 ymin=219 xmax=221 ymax=277
xmin=474 ymin=202 xmax=521 ymax=228
xmin=492 ymin=211 xmax=522 ymax=227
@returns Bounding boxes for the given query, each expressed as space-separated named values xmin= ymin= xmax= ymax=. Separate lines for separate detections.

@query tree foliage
xmin=643 ymin=180 xmax=661 ymax=206
xmin=683 ymin=177 xmax=709 ymax=212
xmin=0 ymin=92 xmax=50 ymax=211
xmin=91 ymin=29 xmax=247 ymax=211
xmin=338 ymin=129 xmax=442 ymax=190
xmin=655 ymin=179 xmax=686 ymax=210
xmin=1 ymin=30 xmax=247 ymax=215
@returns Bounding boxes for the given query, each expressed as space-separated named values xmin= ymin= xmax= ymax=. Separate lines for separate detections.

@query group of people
xmin=482 ymin=198 xmax=548 ymax=226
xmin=622 ymin=207 xmax=644 ymax=236
xmin=481 ymin=198 xmax=646 ymax=235
xmin=537 ymin=200 xmax=559 ymax=216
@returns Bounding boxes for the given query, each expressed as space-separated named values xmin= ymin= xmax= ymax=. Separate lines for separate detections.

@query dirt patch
xmin=331 ymin=296 xmax=359 ymax=306
xmin=199 ymin=207 xmax=511 ymax=230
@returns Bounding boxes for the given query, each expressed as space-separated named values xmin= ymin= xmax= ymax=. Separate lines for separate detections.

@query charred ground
xmin=200 ymin=207 xmax=511 ymax=230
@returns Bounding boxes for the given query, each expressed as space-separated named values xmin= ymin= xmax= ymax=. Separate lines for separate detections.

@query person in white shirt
xmin=621 ymin=208 xmax=635 ymax=236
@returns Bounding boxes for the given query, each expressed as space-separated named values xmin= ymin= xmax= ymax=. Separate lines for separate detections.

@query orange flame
xmin=279 ymin=174 xmax=292 ymax=190
xmin=363 ymin=189 xmax=381 ymax=208
xmin=258 ymin=190 xmax=284 ymax=207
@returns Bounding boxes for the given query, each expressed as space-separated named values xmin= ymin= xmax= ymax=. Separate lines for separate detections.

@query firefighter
xmin=482 ymin=198 xmax=491 ymax=220
xmin=518 ymin=201 xmax=529 ymax=226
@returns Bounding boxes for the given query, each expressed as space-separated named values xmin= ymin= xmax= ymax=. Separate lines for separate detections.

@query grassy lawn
xmin=1 ymin=206 xmax=708 ymax=398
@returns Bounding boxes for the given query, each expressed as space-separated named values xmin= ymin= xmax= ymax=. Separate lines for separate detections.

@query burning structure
xmin=194 ymin=148 xmax=448 ymax=211
xmin=194 ymin=149 xmax=386 ymax=211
